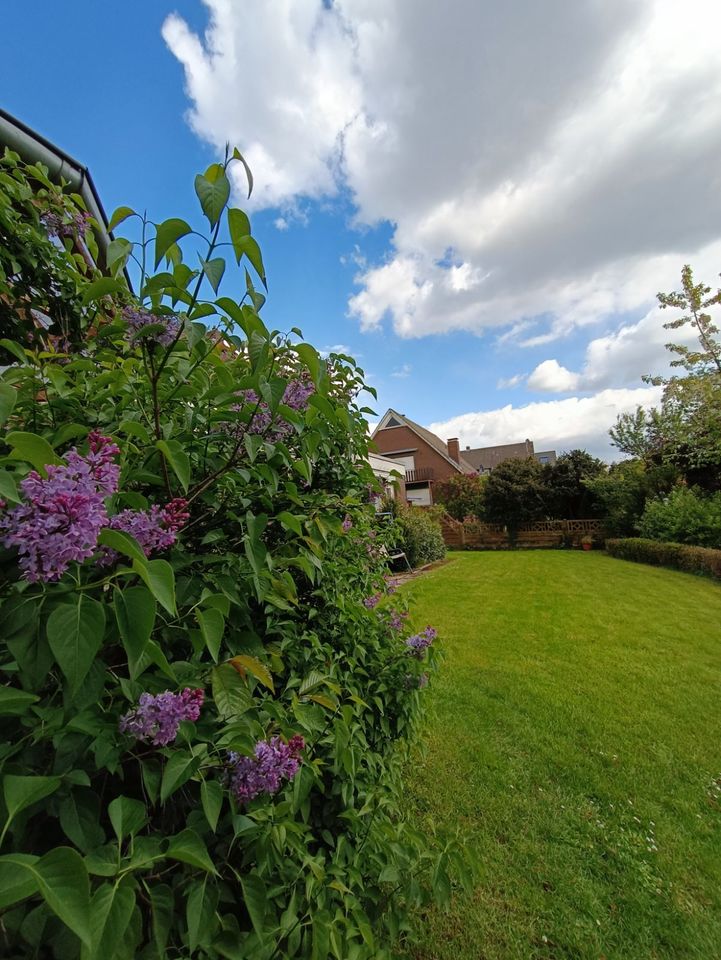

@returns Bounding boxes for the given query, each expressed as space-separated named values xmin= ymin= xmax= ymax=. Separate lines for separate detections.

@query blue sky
xmin=3 ymin=0 xmax=720 ymax=457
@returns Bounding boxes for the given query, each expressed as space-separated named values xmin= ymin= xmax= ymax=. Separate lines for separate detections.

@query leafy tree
xmin=611 ymin=265 xmax=721 ymax=490
xmin=584 ymin=460 xmax=649 ymax=536
xmin=483 ymin=457 xmax=547 ymax=532
xmin=638 ymin=486 xmax=721 ymax=549
xmin=434 ymin=472 xmax=487 ymax=520
xmin=543 ymin=449 xmax=605 ymax=518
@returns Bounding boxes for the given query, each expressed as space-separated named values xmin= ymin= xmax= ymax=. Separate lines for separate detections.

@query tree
xmin=434 ymin=472 xmax=487 ymax=520
xmin=483 ymin=457 xmax=547 ymax=531
xmin=543 ymin=449 xmax=605 ymax=518
xmin=610 ymin=265 xmax=721 ymax=490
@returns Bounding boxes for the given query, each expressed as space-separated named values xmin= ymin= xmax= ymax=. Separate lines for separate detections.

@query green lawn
xmin=401 ymin=551 xmax=721 ymax=960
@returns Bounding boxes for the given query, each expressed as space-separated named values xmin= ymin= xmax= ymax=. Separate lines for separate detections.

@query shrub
xmin=606 ymin=538 xmax=721 ymax=580
xmin=434 ymin=472 xmax=486 ymax=521
xmin=395 ymin=505 xmax=446 ymax=567
xmin=0 ymin=149 xmax=469 ymax=959
xmin=484 ymin=457 xmax=547 ymax=530
xmin=637 ymin=486 xmax=721 ymax=549
xmin=543 ymin=449 xmax=605 ymax=519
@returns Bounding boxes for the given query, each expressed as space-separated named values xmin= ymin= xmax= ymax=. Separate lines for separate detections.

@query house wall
xmin=372 ymin=426 xmax=458 ymax=482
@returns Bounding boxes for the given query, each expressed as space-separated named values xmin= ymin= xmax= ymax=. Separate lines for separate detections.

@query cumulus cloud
xmin=164 ymin=0 xmax=721 ymax=344
xmin=428 ymin=386 xmax=664 ymax=461
xmin=527 ymin=359 xmax=580 ymax=393
xmin=391 ymin=363 xmax=412 ymax=379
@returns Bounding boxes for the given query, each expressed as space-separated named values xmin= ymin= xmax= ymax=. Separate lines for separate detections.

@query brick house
xmin=370 ymin=409 xmax=475 ymax=505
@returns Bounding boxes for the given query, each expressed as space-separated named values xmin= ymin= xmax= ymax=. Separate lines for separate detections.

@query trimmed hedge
xmin=606 ymin=537 xmax=721 ymax=580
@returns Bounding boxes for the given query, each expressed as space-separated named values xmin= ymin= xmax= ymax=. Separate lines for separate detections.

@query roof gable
xmin=372 ymin=409 xmax=474 ymax=473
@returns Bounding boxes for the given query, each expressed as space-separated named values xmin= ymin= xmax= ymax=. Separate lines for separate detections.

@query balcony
xmin=405 ymin=467 xmax=434 ymax=483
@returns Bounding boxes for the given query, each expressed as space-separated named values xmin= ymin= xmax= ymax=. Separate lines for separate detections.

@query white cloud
xmin=274 ymin=217 xmax=289 ymax=231
xmin=524 ymin=275 xmax=721 ymax=392
xmin=429 ymin=386 xmax=664 ymax=461
xmin=497 ymin=373 xmax=526 ymax=389
xmin=527 ymin=359 xmax=580 ymax=393
xmin=164 ymin=0 xmax=721 ymax=343
xmin=319 ymin=343 xmax=353 ymax=357
xmin=391 ymin=363 xmax=412 ymax=378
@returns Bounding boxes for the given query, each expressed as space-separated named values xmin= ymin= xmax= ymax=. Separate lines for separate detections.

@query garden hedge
xmin=606 ymin=537 xmax=721 ymax=580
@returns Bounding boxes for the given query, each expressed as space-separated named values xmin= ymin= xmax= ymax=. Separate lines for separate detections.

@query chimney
xmin=447 ymin=438 xmax=460 ymax=463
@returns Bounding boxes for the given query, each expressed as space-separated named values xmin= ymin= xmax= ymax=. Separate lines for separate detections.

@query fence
xmin=440 ymin=516 xmax=604 ymax=550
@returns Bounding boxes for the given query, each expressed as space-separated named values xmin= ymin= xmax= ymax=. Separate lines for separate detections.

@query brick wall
xmin=372 ymin=426 xmax=458 ymax=482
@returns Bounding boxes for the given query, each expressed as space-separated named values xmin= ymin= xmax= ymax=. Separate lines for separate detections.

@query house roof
xmin=372 ymin=409 xmax=475 ymax=474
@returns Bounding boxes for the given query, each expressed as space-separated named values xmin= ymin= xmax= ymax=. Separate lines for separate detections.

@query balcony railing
xmin=405 ymin=467 xmax=434 ymax=483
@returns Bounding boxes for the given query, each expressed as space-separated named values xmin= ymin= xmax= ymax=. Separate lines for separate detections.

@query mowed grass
xmin=401 ymin=551 xmax=721 ymax=960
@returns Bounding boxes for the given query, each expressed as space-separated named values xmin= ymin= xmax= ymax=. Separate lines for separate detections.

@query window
xmin=386 ymin=415 xmax=402 ymax=427
xmin=538 ymin=455 xmax=550 ymax=464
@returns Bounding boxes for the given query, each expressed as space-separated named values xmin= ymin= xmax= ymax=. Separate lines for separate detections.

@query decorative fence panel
xmin=440 ymin=516 xmax=604 ymax=550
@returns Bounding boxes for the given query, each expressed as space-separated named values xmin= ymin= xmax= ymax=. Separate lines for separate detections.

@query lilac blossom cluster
xmin=119 ymin=688 xmax=204 ymax=747
xmin=385 ymin=577 xmax=399 ymax=594
xmin=101 ymin=498 xmax=190 ymax=565
xmin=41 ymin=210 xmax=92 ymax=239
xmin=122 ymin=306 xmax=181 ymax=348
xmin=342 ymin=514 xmax=353 ymax=532
xmin=404 ymin=672 xmax=429 ymax=690
xmin=405 ymin=625 xmax=437 ymax=659
xmin=224 ymin=378 xmax=315 ymax=443
xmin=363 ymin=593 xmax=381 ymax=610
xmin=388 ymin=610 xmax=409 ymax=631
xmin=226 ymin=735 xmax=305 ymax=803
xmin=0 ymin=432 xmax=119 ymax=582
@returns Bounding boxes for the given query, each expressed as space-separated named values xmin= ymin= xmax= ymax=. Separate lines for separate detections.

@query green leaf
xmin=295 ymin=344 xmax=321 ymax=384
xmin=194 ymin=165 xmax=230 ymax=227
xmin=276 ymin=510 xmax=303 ymax=537
xmin=166 ymin=829 xmax=217 ymax=873
xmin=154 ymin=218 xmax=193 ymax=268
xmin=6 ymin=431 xmax=61 ymax=476
xmin=133 ymin=558 xmax=176 ymax=615
xmin=0 ymin=382 xmax=16 ymax=427
xmin=240 ymin=873 xmax=267 ymax=941
xmin=99 ymin=528 xmax=148 ymax=565
xmin=46 ymin=596 xmax=106 ymax=696
xmin=197 ymin=608 xmax=225 ymax=662
xmin=0 ymin=338 xmax=28 ymax=365
xmin=186 ymin=877 xmax=218 ymax=953
xmin=108 ymin=206 xmax=136 ymax=232
xmin=232 ymin=147 xmax=254 ymax=198
xmin=149 ymin=884 xmax=174 ymax=957
xmin=0 ymin=686 xmax=38 ymax=715
xmin=228 ymin=654 xmax=274 ymax=693
xmin=156 ymin=438 xmax=190 ymax=492
xmin=211 ymin=664 xmax=252 ymax=720
xmin=0 ymin=468 xmax=19 ymax=504
xmin=114 ymin=585 xmax=156 ymax=680
xmin=3 ymin=775 xmax=60 ymax=826
xmin=106 ymin=238 xmax=133 ymax=277
xmin=86 ymin=879 xmax=136 ymax=959
xmin=11 ymin=847 xmax=92 ymax=946
xmin=228 ymin=208 xmax=251 ymax=262
xmin=0 ymin=854 xmax=37 ymax=909
xmin=233 ymin=235 xmax=266 ymax=287
xmin=80 ymin=277 xmax=124 ymax=305
xmin=58 ymin=791 xmax=104 ymax=853
xmin=200 ymin=780 xmax=223 ymax=833
xmin=108 ymin=796 xmax=147 ymax=843
xmin=201 ymin=256 xmax=226 ymax=293
xmin=160 ymin=753 xmax=200 ymax=804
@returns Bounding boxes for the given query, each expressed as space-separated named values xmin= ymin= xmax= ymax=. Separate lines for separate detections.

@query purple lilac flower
xmin=0 ymin=432 xmax=119 ymax=582
xmin=404 ymin=672 xmax=429 ymax=690
xmin=123 ymin=306 xmax=181 ymax=348
xmin=119 ymin=688 xmax=204 ymax=747
xmin=42 ymin=210 xmax=92 ymax=239
xmin=342 ymin=514 xmax=353 ymax=532
xmin=227 ymin=735 xmax=305 ymax=803
xmin=224 ymin=378 xmax=314 ymax=443
xmin=101 ymin=498 xmax=189 ymax=566
xmin=389 ymin=610 xmax=408 ymax=631
xmin=385 ymin=577 xmax=399 ymax=594
xmin=363 ymin=593 xmax=381 ymax=610
xmin=282 ymin=378 xmax=314 ymax=411
xmin=405 ymin=626 xmax=437 ymax=659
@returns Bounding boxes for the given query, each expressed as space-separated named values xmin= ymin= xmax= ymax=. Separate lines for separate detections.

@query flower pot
xmin=582 ymin=542 xmax=592 ymax=551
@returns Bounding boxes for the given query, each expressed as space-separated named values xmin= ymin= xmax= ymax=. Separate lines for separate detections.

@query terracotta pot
xmin=582 ymin=542 xmax=592 ymax=551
